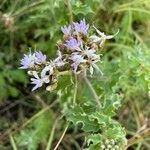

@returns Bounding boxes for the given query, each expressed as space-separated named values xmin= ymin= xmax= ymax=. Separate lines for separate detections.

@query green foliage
xmin=64 ymin=94 xmax=127 ymax=149
xmin=0 ymin=0 xmax=149 ymax=149
xmin=15 ymin=111 xmax=54 ymax=150
xmin=72 ymin=1 xmax=94 ymax=16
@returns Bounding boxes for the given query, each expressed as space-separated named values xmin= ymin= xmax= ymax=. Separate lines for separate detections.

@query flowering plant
xmin=20 ymin=19 xmax=117 ymax=91
xmin=20 ymin=19 xmax=127 ymax=149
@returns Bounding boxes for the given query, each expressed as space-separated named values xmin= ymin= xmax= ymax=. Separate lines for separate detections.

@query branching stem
xmin=125 ymin=128 xmax=150 ymax=149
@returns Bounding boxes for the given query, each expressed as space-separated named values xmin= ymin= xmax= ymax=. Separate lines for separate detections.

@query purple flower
xmin=20 ymin=53 xmax=36 ymax=69
xmin=74 ymin=19 xmax=89 ymax=35
xmin=35 ymin=51 xmax=46 ymax=63
xmin=41 ymin=64 xmax=54 ymax=77
xmin=91 ymin=26 xmax=119 ymax=47
xmin=85 ymin=48 xmax=100 ymax=63
xmin=70 ymin=54 xmax=86 ymax=72
xmin=65 ymin=37 xmax=81 ymax=51
xmin=31 ymin=71 xmax=50 ymax=91
xmin=61 ymin=25 xmax=71 ymax=35
xmin=31 ymin=72 xmax=43 ymax=91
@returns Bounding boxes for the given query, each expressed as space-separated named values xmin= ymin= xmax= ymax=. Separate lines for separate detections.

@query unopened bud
xmin=110 ymin=139 xmax=115 ymax=145
xmin=107 ymin=144 xmax=112 ymax=148
xmin=114 ymin=145 xmax=119 ymax=149
xmin=101 ymin=145 xmax=105 ymax=149
xmin=105 ymin=139 xmax=110 ymax=144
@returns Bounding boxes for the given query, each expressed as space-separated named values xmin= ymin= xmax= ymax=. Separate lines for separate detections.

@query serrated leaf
xmin=89 ymin=112 xmax=110 ymax=127
xmin=86 ymin=134 xmax=102 ymax=146
xmin=64 ymin=105 xmax=100 ymax=132
xmin=102 ymin=94 xmax=121 ymax=117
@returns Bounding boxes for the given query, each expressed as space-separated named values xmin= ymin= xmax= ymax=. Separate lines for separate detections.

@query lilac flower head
xmin=61 ymin=25 xmax=71 ymax=35
xmin=74 ymin=19 xmax=89 ymax=35
xmin=41 ymin=64 xmax=54 ymax=77
xmin=31 ymin=71 xmax=50 ymax=91
xmin=54 ymin=50 xmax=65 ymax=67
xmin=65 ymin=37 xmax=81 ymax=51
xmin=85 ymin=48 xmax=100 ymax=62
xmin=70 ymin=54 xmax=86 ymax=72
xmin=90 ymin=26 xmax=119 ymax=47
xmin=20 ymin=53 xmax=36 ymax=69
xmin=35 ymin=51 xmax=46 ymax=63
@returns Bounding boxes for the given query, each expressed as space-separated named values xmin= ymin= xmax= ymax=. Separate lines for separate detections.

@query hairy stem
xmin=83 ymin=70 xmax=101 ymax=107
xmin=73 ymin=74 xmax=78 ymax=104
xmin=65 ymin=0 xmax=73 ymax=23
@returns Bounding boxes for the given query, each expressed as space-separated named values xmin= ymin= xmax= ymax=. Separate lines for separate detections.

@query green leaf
xmin=102 ymin=94 xmax=121 ymax=117
xmin=64 ymin=105 xmax=100 ymax=132
xmin=8 ymin=86 xmax=19 ymax=97
xmin=89 ymin=112 xmax=111 ymax=127
xmin=86 ymin=134 xmax=102 ymax=146
xmin=9 ymin=70 xmax=27 ymax=83
xmin=73 ymin=2 xmax=94 ymax=15
xmin=86 ymin=134 xmax=102 ymax=150
xmin=15 ymin=110 xmax=54 ymax=150
xmin=0 ymin=74 xmax=7 ymax=99
xmin=0 ymin=73 xmax=5 ymax=86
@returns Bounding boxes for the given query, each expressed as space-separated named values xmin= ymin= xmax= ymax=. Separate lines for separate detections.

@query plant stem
xmin=73 ymin=74 xmax=78 ymax=104
xmin=58 ymin=70 xmax=71 ymax=76
xmin=125 ymin=128 xmax=150 ymax=149
xmin=0 ymin=99 xmax=58 ymax=142
xmin=83 ymin=70 xmax=101 ymax=107
xmin=65 ymin=0 xmax=77 ymax=104
xmin=12 ymin=0 xmax=45 ymax=18
xmin=66 ymin=0 xmax=73 ymax=23
xmin=54 ymin=122 xmax=69 ymax=150
xmin=9 ymin=134 xmax=17 ymax=150
xmin=45 ymin=119 xmax=58 ymax=150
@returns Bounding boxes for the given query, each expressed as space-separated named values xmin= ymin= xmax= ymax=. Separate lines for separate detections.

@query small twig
xmin=12 ymin=0 xmax=45 ymax=18
xmin=0 ymin=99 xmax=58 ymax=143
xmin=31 ymin=93 xmax=47 ymax=107
xmin=54 ymin=122 xmax=69 ymax=150
xmin=125 ymin=128 xmax=150 ymax=149
xmin=45 ymin=119 xmax=58 ymax=150
xmin=9 ymin=134 xmax=18 ymax=150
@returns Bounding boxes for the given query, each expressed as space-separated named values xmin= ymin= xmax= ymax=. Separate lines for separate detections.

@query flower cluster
xmin=20 ymin=19 xmax=117 ymax=91
xmin=101 ymin=139 xmax=119 ymax=150
xmin=20 ymin=51 xmax=57 ymax=91
xmin=59 ymin=19 xmax=118 ymax=74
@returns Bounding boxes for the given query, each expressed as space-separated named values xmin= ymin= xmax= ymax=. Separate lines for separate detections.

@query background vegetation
xmin=0 ymin=0 xmax=149 ymax=149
